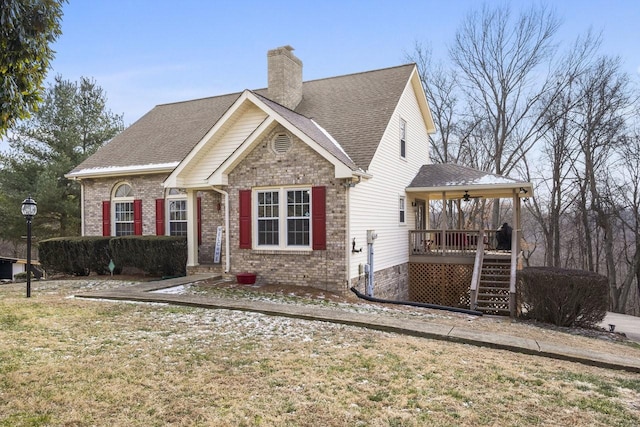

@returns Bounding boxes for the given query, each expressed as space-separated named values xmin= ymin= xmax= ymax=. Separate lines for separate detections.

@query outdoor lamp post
xmin=21 ymin=196 xmax=37 ymax=298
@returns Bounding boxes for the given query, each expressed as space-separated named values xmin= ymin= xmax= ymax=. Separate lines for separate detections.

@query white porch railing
xmin=409 ymin=229 xmax=498 ymax=256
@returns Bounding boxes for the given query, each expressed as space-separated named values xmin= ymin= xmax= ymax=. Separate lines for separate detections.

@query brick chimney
xmin=267 ymin=45 xmax=302 ymax=110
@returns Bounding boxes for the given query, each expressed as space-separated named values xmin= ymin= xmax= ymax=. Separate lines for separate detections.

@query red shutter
xmin=155 ymin=199 xmax=165 ymax=235
xmin=239 ymin=190 xmax=252 ymax=249
xmin=133 ymin=199 xmax=143 ymax=235
xmin=197 ymin=196 xmax=202 ymax=245
xmin=312 ymin=186 xmax=326 ymax=250
xmin=102 ymin=201 xmax=111 ymax=236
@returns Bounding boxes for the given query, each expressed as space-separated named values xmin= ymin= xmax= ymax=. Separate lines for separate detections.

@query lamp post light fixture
xmin=21 ymin=196 xmax=37 ymax=298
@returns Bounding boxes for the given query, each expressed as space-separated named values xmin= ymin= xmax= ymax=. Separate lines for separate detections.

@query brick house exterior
xmin=67 ymin=46 xmax=440 ymax=298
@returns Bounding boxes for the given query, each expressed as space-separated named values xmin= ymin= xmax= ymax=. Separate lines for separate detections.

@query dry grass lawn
xmin=1 ymin=278 xmax=639 ymax=426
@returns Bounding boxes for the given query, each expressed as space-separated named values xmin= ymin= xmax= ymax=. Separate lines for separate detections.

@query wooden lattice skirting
xmin=408 ymin=263 xmax=472 ymax=308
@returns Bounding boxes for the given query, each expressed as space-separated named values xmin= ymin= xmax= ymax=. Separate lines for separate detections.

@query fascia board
xmin=409 ymin=67 xmax=436 ymax=134
xmin=66 ymin=162 xmax=179 ymax=180
xmin=406 ymin=182 xmax=534 ymax=198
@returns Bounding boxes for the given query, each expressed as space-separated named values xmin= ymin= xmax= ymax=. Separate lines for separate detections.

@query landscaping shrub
xmin=517 ymin=267 xmax=608 ymax=328
xmin=109 ymin=236 xmax=187 ymax=276
xmin=39 ymin=237 xmax=112 ymax=276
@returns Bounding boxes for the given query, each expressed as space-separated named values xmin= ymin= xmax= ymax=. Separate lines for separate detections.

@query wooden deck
xmin=408 ymin=229 xmax=517 ymax=315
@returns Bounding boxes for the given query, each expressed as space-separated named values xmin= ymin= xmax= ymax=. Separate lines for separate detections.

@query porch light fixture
xmin=21 ymin=196 xmax=37 ymax=298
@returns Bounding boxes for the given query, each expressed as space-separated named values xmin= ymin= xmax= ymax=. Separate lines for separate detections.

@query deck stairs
xmin=476 ymin=256 xmax=511 ymax=315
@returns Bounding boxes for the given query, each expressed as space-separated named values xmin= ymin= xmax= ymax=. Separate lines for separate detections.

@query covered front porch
xmin=405 ymin=164 xmax=533 ymax=316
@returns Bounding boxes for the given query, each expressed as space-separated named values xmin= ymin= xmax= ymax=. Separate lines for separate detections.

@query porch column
xmin=425 ymin=195 xmax=430 ymax=229
xmin=186 ymin=189 xmax=199 ymax=267
xmin=509 ymin=189 xmax=518 ymax=316
xmin=441 ymin=191 xmax=447 ymax=256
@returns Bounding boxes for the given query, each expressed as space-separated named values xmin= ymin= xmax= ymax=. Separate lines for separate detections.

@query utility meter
xmin=366 ymin=230 xmax=378 ymax=244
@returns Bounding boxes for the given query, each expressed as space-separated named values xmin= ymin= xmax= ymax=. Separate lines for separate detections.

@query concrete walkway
xmin=75 ymin=275 xmax=640 ymax=374
xmin=601 ymin=312 xmax=640 ymax=343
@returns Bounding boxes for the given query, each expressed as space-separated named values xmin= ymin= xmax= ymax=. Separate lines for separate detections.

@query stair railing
xmin=469 ymin=229 xmax=485 ymax=310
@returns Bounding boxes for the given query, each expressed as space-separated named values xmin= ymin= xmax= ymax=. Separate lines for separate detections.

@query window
xmin=168 ymin=200 xmax=187 ymax=236
xmin=115 ymin=201 xmax=134 ymax=235
xmin=287 ymin=189 xmax=310 ymax=246
xmin=399 ymin=118 xmax=407 ymax=158
xmin=399 ymin=196 xmax=406 ymax=224
xmin=257 ymin=191 xmax=279 ymax=245
xmin=256 ymin=188 xmax=310 ymax=248
xmin=113 ymin=183 xmax=134 ymax=236
xmin=166 ymin=188 xmax=187 ymax=236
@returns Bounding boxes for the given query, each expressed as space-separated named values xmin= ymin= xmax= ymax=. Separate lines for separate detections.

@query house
xmin=0 ymin=256 xmax=42 ymax=282
xmin=66 ymin=46 xmax=532 ymax=313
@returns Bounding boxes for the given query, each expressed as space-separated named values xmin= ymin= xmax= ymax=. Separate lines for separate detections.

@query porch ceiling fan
xmin=462 ymin=190 xmax=482 ymax=202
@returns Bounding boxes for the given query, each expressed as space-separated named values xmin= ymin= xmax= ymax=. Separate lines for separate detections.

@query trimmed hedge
xmin=109 ymin=236 xmax=187 ymax=276
xmin=38 ymin=236 xmax=187 ymax=277
xmin=39 ymin=237 xmax=112 ymax=276
xmin=517 ymin=267 xmax=608 ymax=328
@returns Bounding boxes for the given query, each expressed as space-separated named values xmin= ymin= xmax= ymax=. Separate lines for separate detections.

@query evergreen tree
xmin=1 ymin=0 xmax=66 ymax=135
xmin=0 ymin=76 xmax=123 ymax=244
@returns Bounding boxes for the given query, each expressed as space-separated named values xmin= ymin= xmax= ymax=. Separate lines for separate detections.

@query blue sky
xmin=14 ymin=1 xmax=640 ymax=133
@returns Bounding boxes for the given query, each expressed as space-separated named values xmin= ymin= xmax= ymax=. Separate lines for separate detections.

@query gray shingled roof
xmin=70 ymin=64 xmax=415 ymax=175
xmin=253 ymin=92 xmax=357 ymax=170
xmin=408 ymin=164 xmax=527 ymax=188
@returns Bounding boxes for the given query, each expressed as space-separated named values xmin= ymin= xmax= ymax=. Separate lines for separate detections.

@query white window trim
xmin=165 ymin=188 xmax=187 ymax=236
xmin=399 ymin=196 xmax=406 ymax=225
xmin=112 ymin=183 xmax=134 ymax=236
xmin=254 ymin=186 xmax=313 ymax=251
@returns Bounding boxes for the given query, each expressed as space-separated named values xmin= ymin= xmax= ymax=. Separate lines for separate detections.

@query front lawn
xmin=1 ymin=279 xmax=639 ymax=426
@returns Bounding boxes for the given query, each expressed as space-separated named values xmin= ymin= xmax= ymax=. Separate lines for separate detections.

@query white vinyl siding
xmin=348 ymin=74 xmax=431 ymax=280
xmin=182 ymin=105 xmax=268 ymax=185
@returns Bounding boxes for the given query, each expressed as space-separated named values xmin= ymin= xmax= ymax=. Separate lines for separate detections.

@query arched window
xmin=113 ymin=183 xmax=135 ymax=236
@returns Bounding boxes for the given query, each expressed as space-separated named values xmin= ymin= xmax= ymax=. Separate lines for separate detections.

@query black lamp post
xmin=21 ymin=196 xmax=37 ymax=298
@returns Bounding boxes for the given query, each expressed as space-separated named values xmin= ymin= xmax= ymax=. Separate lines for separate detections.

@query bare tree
xmin=450 ymin=3 xmax=563 ymax=227
xmin=607 ymin=131 xmax=640 ymax=314
xmin=569 ymin=55 xmax=632 ymax=311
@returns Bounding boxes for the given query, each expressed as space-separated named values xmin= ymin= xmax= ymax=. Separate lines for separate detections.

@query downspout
xmin=211 ymin=187 xmax=230 ymax=273
xmin=80 ymin=179 xmax=85 ymax=236
xmin=345 ymin=182 xmax=351 ymax=290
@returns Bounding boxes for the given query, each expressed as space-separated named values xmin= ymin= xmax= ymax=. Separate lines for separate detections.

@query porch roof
xmin=406 ymin=164 xmax=533 ymax=200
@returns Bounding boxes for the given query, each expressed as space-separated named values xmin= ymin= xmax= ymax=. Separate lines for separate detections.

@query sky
xmin=3 ymin=0 xmax=640 ymax=150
